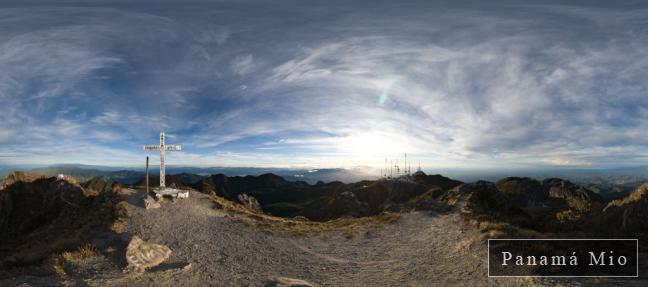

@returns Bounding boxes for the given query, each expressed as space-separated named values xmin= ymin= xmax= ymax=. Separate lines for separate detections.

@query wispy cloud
xmin=230 ymin=54 xmax=256 ymax=76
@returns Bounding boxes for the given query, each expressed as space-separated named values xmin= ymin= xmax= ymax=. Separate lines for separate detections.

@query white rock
xmin=125 ymin=236 xmax=172 ymax=272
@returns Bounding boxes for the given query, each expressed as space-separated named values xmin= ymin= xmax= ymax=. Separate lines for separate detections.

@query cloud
xmin=194 ymin=27 xmax=230 ymax=46
xmin=1 ymin=2 xmax=648 ymax=170
xmin=543 ymin=156 xmax=592 ymax=167
xmin=243 ymin=8 xmax=648 ymax=167
xmin=230 ymin=54 xmax=256 ymax=75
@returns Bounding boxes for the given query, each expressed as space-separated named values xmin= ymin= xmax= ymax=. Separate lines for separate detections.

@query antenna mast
xmin=396 ymin=159 xmax=400 ymax=177
xmin=384 ymin=158 xmax=387 ymax=178
xmin=404 ymin=153 xmax=407 ymax=176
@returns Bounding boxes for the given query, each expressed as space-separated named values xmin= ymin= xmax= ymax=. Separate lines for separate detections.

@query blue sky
xmin=1 ymin=0 xmax=648 ymax=170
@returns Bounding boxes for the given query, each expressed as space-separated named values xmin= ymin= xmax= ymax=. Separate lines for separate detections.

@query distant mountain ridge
xmin=3 ymin=168 xmax=648 ymax=239
xmin=186 ymin=172 xmax=465 ymax=220
xmin=5 ymin=164 xmax=645 ymax=199
xmin=22 ymin=164 xmax=379 ymax=185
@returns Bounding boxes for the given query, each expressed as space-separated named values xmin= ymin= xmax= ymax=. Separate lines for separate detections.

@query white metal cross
xmin=143 ymin=132 xmax=181 ymax=188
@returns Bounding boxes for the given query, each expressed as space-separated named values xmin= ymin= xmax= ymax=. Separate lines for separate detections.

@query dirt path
xmin=111 ymin=189 xmax=546 ymax=286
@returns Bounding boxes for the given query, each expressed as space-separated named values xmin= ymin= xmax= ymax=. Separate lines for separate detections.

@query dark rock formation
xmin=442 ymin=181 xmax=531 ymax=225
xmin=542 ymin=178 xmax=603 ymax=212
xmin=237 ymin=193 xmax=263 ymax=212
xmin=82 ymin=176 xmax=121 ymax=195
xmin=300 ymin=180 xmax=428 ymax=221
xmin=0 ymin=171 xmax=44 ymax=190
xmin=0 ymin=174 xmax=121 ymax=269
xmin=193 ymin=174 xmax=231 ymax=198
xmin=412 ymin=171 xmax=463 ymax=190
xmin=192 ymin=172 xmax=462 ymax=221
xmin=595 ymin=184 xmax=648 ymax=239
xmin=495 ymin=177 xmax=548 ymax=208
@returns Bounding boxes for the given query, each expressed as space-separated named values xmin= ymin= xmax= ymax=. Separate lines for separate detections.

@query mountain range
xmin=2 ymin=167 xmax=648 ymax=284
xmin=8 ymin=164 xmax=648 ymax=201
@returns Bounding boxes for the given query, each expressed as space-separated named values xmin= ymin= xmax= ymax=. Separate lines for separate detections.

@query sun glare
xmin=338 ymin=132 xmax=413 ymax=156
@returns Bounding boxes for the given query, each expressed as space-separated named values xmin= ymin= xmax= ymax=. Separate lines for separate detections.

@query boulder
xmin=143 ymin=196 xmax=161 ymax=209
xmin=125 ymin=236 xmax=172 ymax=272
xmin=237 ymin=193 xmax=262 ymax=212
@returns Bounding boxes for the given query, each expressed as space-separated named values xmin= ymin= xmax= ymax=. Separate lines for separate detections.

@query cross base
xmin=153 ymin=187 xmax=189 ymax=199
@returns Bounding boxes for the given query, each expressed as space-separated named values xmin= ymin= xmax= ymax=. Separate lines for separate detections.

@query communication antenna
xmin=384 ymin=158 xmax=388 ymax=178
xmin=396 ymin=159 xmax=400 ymax=177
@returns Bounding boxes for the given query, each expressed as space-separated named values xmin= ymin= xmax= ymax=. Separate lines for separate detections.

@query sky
xmin=1 ymin=0 xmax=648 ymax=170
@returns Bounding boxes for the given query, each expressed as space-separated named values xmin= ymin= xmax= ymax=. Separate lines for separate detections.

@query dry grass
xmin=110 ymin=219 xmax=125 ymax=234
xmin=46 ymin=244 xmax=99 ymax=276
xmin=47 ymin=256 xmax=67 ymax=277
xmin=62 ymin=244 xmax=99 ymax=262
xmin=211 ymin=195 xmax=401 ymax=237
xmin=467 ymin=218 xmax=511 ymax=231
xmin=114 ymin=200 xmax=129 ymax=217
xmin=466 ymin=217 xmax=545 ymax=240
xmin=110 ymin=200 xmax=129 ymax=233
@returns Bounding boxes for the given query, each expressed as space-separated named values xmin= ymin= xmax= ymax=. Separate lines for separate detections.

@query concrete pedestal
xmin=153 ymin=187 xmax=189 ymax=199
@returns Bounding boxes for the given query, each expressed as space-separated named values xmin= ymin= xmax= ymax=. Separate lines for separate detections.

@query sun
xmin=337 ymin=131 xmax=413 ymax=156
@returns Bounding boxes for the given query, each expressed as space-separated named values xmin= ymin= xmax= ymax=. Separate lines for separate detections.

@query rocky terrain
xmin=0 ymin=172 xmax=123 ymax=277
xmin=0 ymin=171 xmax=646 ymax=286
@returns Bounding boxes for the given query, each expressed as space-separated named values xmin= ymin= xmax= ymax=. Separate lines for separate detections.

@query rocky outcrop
xmin=0 ymin=171 xmax=44 ymax=190
xmin=604 ymin=183 xmax=648 ymax=210
xmin=319 ymin=190 xmax=370 ymax=219
xmin=412 ymin=171 xmax=463 ymax=190
xmin=495 ymin=177 xmax=548 ymax=208
xmin=495 ymin=177 xmax=603 ymax=212
xmin=237 ymin=193 xmax=262 ymax=212
xmin=144 ymin=196 xmax=161 ymax=209
xmin=300 ymin=180 xmax=427 ymax=221
xmin=0 ymin=174 xmax=121 ymax=268
xmin=0 ymin=176 xmax=87 ymax=239
xmin=193 ymin=174 xmax=231 ymax=198
xmin=542 ymin=178 xmax=603 ymax=212
xmin=192 ymin=173 xmax=462 ymax=221
xmin=193 ymin=173 xmax=330 ymax=211
xmin=597 ymin=184 xmax=648 ymax=237
xmin=441 ymin=181 xmax=531 ymax=226
xmin=82 ymin=176 xmax=120 ymax=195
